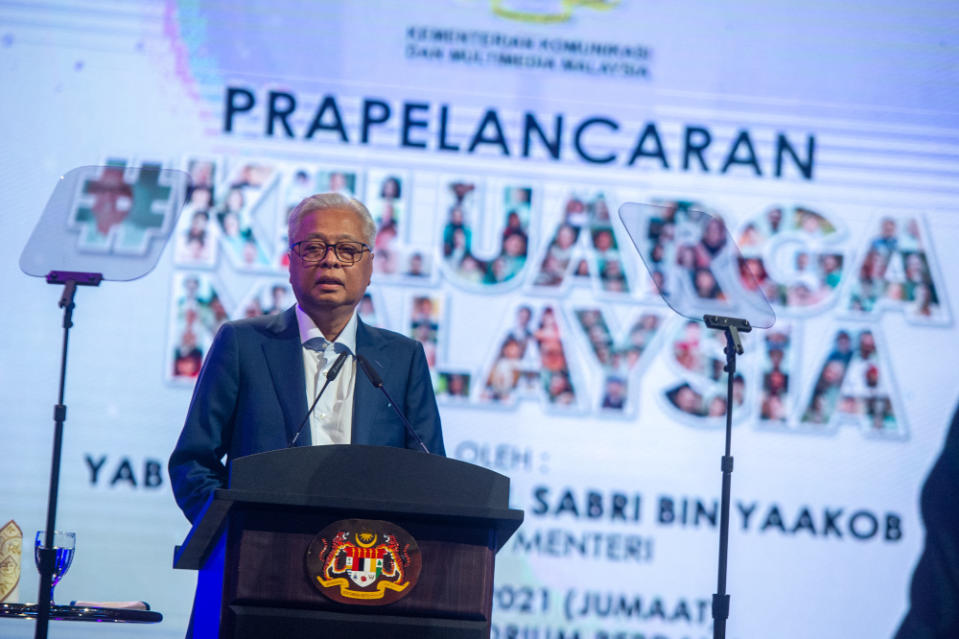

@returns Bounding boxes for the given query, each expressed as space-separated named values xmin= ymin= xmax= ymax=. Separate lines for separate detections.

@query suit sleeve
xmin=895 ymin=405 xmax=959 ymax=639
xmin=168 ymin=322 xmax=240 ymax=523
xmin=404 ymin=340 xmax=446 ymax=456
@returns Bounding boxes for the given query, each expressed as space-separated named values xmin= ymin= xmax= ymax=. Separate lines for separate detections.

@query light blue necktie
xmin=303 ymin=337 xmax=328 ymax=352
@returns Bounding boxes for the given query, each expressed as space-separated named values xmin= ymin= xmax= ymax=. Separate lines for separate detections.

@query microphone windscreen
xmin=356 ymin=354 xmax=384 ymax=387
xmin=326 ymin=351 xmax=350 ymax=381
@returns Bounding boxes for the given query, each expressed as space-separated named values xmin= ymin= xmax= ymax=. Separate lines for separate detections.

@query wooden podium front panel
xmin=225 ymin=506 xmax=496 ymax=621
xmin=224 ymin=606 xmax=492 ymax=639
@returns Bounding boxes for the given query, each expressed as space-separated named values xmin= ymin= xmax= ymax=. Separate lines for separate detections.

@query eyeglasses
xmin=290 ymin=240 xmax=371 ymax=265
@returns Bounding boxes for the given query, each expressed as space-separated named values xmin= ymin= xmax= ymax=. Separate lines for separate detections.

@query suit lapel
xmin=261 ymin=307 xmax=310 ymax=446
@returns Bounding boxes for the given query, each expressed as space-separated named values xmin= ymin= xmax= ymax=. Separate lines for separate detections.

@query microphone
xmin=355 ymin=354 xmax=430 ymax=454
xmin=289 ymin=349 xmax=350 ymax=447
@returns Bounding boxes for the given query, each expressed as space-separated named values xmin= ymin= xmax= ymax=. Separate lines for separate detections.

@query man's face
xmin=288 ymin=207 xmax=372 ymax=317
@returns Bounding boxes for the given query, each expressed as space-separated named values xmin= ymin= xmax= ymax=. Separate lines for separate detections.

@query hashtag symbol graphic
xmin=70 ymin=161 xmax=177 ymax=255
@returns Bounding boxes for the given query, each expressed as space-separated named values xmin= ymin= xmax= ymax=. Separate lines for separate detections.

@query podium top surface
xmin=229 ymin=445 xmax=509 ymax=508
xmin=174 ymin=446 xmax=523 ymax=569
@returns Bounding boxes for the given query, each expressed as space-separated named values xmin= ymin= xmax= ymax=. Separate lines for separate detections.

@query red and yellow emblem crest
xmin=305 ymin=519 xmax=421 ymax=605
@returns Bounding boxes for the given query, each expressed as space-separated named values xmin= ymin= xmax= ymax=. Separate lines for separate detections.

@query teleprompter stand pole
xmin=35 ymin=270 xmax=102 ymax=639
xmin=703 ymin=314 xmax=751 ymax=639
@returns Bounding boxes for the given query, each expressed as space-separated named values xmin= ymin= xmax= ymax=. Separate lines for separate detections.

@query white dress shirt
xmin=295 ymin=305 xmax=357 ymax=446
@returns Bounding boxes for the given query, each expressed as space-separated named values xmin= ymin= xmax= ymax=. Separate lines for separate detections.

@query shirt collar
xmin=295 ymin=305 xmax=358 ymax=353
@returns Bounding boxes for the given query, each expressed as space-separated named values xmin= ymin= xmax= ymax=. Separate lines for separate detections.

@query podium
xmin=173 ymin=445 xmax=524 ymax=638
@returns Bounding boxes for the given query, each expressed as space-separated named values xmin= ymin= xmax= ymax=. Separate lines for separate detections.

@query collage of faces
xmin=409 ymin=295 xmax=441 ymax=368
xmin=736 ymin=207 xmax=946 ymax=323
xmin=170 ymin=274 xmax=227 ymax=379
xmin=533 ymin=191 xmax=629 ymax=293
xmin=736 ymin=206 xmax=843 ymax=310
xmin=573 ymin=309 xmax=663 ymax=412
xmin=661 ymin=319 xmax=745 ymax=419
xmin=169 ymin=274 xmax=294 ymax=379
xmin=481 ymin=305 xmax=578 ymax=406
xmin=164 ymin=159 xmax=921 ymax=431
xmin=639 ymin=201 xmax=731 ymax=304
xmin=441 ymin=181 xmax=533 ymax=286
xmin=846 ymin=216 xmax=944 ymax=320
xmin=172 ymin=159 xmax=277 ymax=268
xmin=801 ymin=328 xmax=900 ymax=433
xmin=368 ymin=171 xmax=409 ymax=276
xmin=756 ymin=326 xmax=794 ymax=422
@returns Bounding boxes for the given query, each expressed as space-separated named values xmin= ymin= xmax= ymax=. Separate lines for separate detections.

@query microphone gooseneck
xmin=355 ymin=354 xmax=430 ymax=454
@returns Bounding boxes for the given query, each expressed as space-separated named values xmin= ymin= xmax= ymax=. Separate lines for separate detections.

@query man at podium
xmin=169 ymin=193 xmax=445 ymax=524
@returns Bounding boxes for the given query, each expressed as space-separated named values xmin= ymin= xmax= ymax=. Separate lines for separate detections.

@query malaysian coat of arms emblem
xmin=305 ymin=519 xmax=421 ymax=606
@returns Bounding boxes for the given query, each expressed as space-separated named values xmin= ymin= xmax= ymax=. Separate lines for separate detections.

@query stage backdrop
xmin=2 ymin=2 xmax=958 ymax=638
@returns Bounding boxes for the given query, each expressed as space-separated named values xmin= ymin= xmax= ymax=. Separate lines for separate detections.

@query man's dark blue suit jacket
xmin=168 ymin=306 xmax=445 ymax=523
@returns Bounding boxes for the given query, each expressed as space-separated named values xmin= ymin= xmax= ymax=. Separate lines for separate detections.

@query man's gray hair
xmin=287 ymin=192 xmax=377 ymax=247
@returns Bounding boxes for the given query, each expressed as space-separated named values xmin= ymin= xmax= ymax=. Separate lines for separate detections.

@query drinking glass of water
xmin=34 ymin=530 xmax=76 ymax=605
